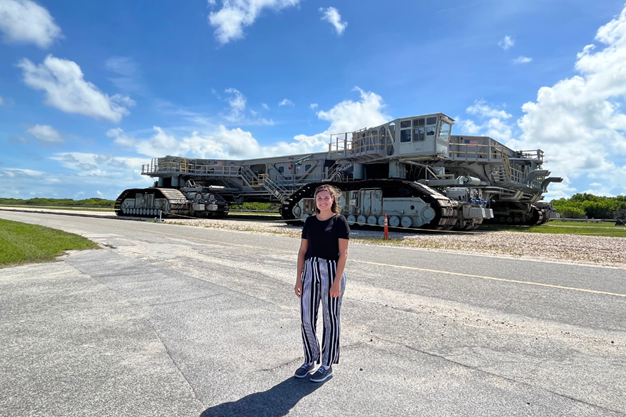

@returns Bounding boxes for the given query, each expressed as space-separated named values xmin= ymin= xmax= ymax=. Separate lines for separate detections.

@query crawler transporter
xmin=115 ymin=113 xmax=561 ymax=230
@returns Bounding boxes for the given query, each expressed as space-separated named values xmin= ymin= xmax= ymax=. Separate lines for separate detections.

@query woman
xmin=294 ymin=184 xmax=350 ymax=383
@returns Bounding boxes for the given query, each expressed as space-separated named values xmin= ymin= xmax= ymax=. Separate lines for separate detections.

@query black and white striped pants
xmin=300 ymin=257 xmax=346 ymax=366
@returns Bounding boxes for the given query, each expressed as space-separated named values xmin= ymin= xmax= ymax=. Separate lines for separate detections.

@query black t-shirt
xmin=301 ymin=214 xmax=350 ymax=261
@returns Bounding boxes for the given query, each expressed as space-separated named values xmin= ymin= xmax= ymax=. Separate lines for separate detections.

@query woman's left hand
xmin=330 ymin=282 xmax=342 ymax=298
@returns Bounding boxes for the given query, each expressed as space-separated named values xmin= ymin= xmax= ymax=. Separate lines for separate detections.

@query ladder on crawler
xmin=327 ymin=163 xmax=352 ymax=181
xmin=258 ymin=173 xmax=292 ymax=203
xmin=240 ymin=166 xmax=291 ymax=203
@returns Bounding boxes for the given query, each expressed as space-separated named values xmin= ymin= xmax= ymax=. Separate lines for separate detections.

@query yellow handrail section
xmin=328 ymin=132 xmax=391 ymax=155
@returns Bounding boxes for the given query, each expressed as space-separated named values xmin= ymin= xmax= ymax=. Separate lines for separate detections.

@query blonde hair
xmin=314 ymin=184 xmax=341 ymax=214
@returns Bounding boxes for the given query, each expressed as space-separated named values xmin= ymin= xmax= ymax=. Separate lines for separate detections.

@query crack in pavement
xmin=375 ymin=334 xmax=625 ymax=416
xmin=64 ymin=259 xmax=207 ymax=410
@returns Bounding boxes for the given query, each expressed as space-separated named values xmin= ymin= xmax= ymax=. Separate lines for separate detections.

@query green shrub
xmin=552 ymin=193 xmax=626 ymax=219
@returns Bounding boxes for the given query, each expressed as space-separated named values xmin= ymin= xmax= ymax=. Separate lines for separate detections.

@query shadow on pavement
xmin=200 ymin=376 xmax=323 ymax=417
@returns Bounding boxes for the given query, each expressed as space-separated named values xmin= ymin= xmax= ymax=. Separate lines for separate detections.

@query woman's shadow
xmin=200 ymin=376 xmax=324 ymax=417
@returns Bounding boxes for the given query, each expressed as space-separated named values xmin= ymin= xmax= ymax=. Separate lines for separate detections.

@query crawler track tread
xmin=281 ymin=180 xmax=458 ymax=230
xmin=115 ymin=188 xmax=188 ymax=217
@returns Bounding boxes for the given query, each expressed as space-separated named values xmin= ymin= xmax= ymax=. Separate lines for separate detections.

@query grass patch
xmin=481 ymin=220 xmax=626 ymax=237
xmin=545 ymin=220 xmax=618 ymax=228
xmin=0 ymin=219 xmax=99 ymax=267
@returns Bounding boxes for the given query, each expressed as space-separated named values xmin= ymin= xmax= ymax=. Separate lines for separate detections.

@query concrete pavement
xmin=1 ymin=211 xmax=625 ymax=416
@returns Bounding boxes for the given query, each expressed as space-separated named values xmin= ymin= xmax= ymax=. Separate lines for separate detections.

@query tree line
xmin=0 ymin=197 xmax=276 ymax=211
xmin=551 ymin=194 xmax=626 ymax=219
xmin=0 ymin=197 xmax=115 ymax=208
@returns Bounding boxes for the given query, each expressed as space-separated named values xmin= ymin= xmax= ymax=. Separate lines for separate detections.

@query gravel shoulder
xmin=166 ymin=218 xmax=626 ymax=269
xmin=2 ymin=207 xmax=623 ymax=269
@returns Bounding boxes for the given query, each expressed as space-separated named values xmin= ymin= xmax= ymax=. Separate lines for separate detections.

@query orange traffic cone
xmin=384 ymin=214 xmax=389 ymax=240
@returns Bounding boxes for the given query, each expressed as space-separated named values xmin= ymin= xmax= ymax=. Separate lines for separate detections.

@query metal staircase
xmin=490 ymin=165 xmax=510 ymax=184
xmin=240 ymin=166 xmax=261 ymax=188
xmin=258 ymin=174 xmax=291 ymax=203
xmin=327 ymin=163 xmax=352 ymax=181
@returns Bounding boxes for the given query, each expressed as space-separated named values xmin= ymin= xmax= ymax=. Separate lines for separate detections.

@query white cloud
xmin=208 ymin=0 xmax=302 ymax=45
xmin=198 ymin=125 xmax=261 ymax=157
xmin=177 ymin=131 xmax=230 ymax=159
xmin=0 ymin=153 xmax=153 ymax=199
xmin=18 ymin=55 xmax=135 ymax=122
xmin=267 ymin=89 xmax=389 ymax=156
xmin=498 ymin=35 xmax=514 ymax=50
xmin=317 ymin=87 xmax=390 ymax=134
xmin=512 ymin=56 xmax=532 ymax=64
xmin=219 ymin=88 xmax=273 ymax=125
xmin=51 ymin=152 xmax=149 ymax=176
xmin=457 ymin=119 xmax=481 ymax=135
xmin=319 ymin=7 xmax=347 ymax=35
xmin=136 ymin=127 xmax=180 ymax=158
xmin=224 ymin=88 xmax=246 ymax=121
xmin=133 ymin=125 xmax=262 ymax=159
xmin=543 ymin=178 xmax=577 ymax=201
xmin=105 ymin=56 xmax=142 ymax=93
xmin=0 ymin=167 xmax=45 ymax=177
xmin=106 ymin=128 xmax=136 ymax=148
xmin=262 ymin=87 xmax=391 ymax=156
xmin=131 ymin=87 xmax=391 ymax=160
xmin=485 ymin=118 xmax=513 ymax=142
xmin=467 ymin=100 xmax=512 ymax=119
xmin=279 ymin=98 xmax=294 ymax=106
xmin=156 ymin=93 xmax=273 ymax=128
xmin=26 ymin=124 xmax=64 ymax=146
xmin=513 ymin=5 xmax=626 ymax=195
xmin=309 ymin=103 xmax=318 ymax=110
xmin=8 ymin=135 xmax=29 ymax=143
xmin=0 ymin=0 xmax=62 ymax=48
xmin=264 ymin=132 xmax=328 ymax=156
xmin=0 ymin=95 xmax=13 ymax=107
xmin=459 ymin=100 xmax=515 ymax=142
xmin=262 ymin=103 xmax=269 ymax=110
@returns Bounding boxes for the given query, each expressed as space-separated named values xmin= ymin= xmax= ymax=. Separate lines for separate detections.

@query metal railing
xmin=240 ymin=166 xmax=262 ymax=188
xmin=517 ymin=150 xmax=544 ymax=161
xmin=448 ymin=137 xmax=507 ymax=162
xmin=328 ymin=131 xmax=389 ymax=156
xmin=142 ymin=158 xmax=241 ymax=177
xmin=258 ymin=174 xmax=293 ymax=203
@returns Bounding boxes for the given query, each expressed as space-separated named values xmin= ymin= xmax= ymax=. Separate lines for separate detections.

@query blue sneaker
xmin=310 ymin=366 xmax=332 ymax=383
xmin=294 ymin=363 xmax=315 ymax=379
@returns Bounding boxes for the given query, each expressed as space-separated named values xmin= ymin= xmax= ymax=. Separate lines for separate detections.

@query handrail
xmin=258 ymin=173 xmax=292 ymax=203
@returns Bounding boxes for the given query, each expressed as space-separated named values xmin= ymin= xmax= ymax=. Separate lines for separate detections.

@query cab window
xmin=413 ymin=127 xmax=425 ymax=141
xmin=438 ymin=122 xmax=451 ymax=142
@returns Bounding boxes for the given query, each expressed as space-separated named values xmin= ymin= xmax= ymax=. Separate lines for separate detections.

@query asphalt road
xmin=1 ymin=211 xmax=625 ymax=417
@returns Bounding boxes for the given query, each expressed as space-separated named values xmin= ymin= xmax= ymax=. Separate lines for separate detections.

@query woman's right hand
xmin=294 ymin=281 xmax=302 ymax=298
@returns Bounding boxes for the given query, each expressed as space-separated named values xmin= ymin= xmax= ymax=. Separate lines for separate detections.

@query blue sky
xmin=1 ymin=0 xmax=625 ymax=200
